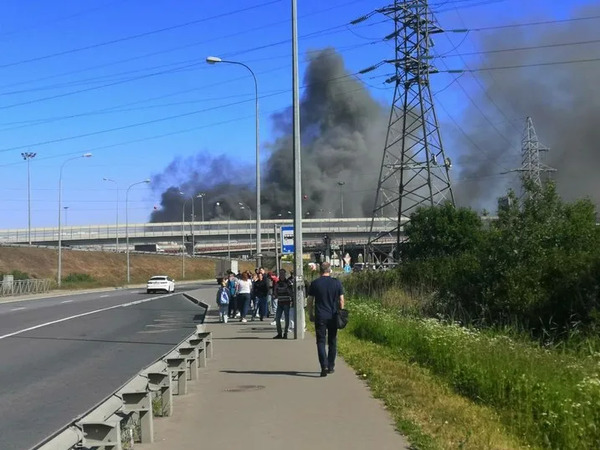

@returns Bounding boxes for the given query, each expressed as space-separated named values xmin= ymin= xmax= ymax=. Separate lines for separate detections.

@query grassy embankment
xmin=336 ymin=291 xmax=600 ymax=449
xmin=0 ymin=246 xmax=255 ymax=289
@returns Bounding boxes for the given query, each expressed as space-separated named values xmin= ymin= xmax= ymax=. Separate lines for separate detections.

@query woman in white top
xmin=237 ymin=272 xmax=253 ymax=323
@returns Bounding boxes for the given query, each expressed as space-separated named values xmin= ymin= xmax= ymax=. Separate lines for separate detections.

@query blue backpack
xmin=219 ymin=288 xmax=230 ymax=305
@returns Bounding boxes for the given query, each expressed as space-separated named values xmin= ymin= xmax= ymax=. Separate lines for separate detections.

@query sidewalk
xmin=139 ymin=304 xmax=410 ymax=449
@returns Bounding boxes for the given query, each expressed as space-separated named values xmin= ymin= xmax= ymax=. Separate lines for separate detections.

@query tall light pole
xmin=182 ymin=196 xmax=188 ymax=278
xmin=126 ymin=179 xmax=150 ymax=284
xmin=217 ymin=201 xmax=230 ymax=259
xmin=102 ymin=178 xmax=119 ymax=252
xmin=206 ymin=55 xmax=261 ymax=268
xmin=58 ymin=153 xmax=92 ymax=287
xmin=292 ymin=0 xmax=305 ymax=339
xmin=238 ymin=202 xmax=253 ymax=257
xmin=21 ymin=152 xmax=36 ymax=246
xmin=192 ymin=193 xmax=205 ymax=258
xmin=198 ymin=192 xmax=206 ymax=222
xmin=337 ymin=181 xmax=345 ymax=218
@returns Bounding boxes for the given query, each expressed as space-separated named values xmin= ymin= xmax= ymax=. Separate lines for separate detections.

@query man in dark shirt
xmin=273 ymin=269 xmax=293 ymax=339
xmin=307 ymin=262 xmax=345 ymax=377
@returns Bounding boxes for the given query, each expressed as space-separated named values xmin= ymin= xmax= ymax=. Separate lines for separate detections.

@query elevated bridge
xmin=0 ymin=217 xmax=401 ymax=257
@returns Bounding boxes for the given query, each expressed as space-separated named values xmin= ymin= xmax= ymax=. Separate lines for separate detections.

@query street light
xmin=238 ymin=202 xmax=253 ymax=257
xmin=57 ymin=153 xmax=92 ymax=287
xmin=197 ymin=192 xmax=206 ymax=222
xmin=21 ymin=152 xmax=36 ymax=245
xmin=207 ymin=55 xmax=262 ymax=267
xmin=216 ymin=201 xmax=231 ymax=259
xmin=181 ymin=194 xmax=190 ymax=279
xmin=126 ymin=179 xmax=150 ymax=284
xmin=337 ymin=181 xmax=346 ymax=218
xmin=190 ymin=192 xmax=206 ymax=256
xmin=102 ymin=178 xmax=119 ymax=252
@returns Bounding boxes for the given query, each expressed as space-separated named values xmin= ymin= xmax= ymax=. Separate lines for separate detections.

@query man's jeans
xmin=275 ymin=303 xmax=290 ymax=336
xmin=315 ymin=317 xmax=338 ymax=370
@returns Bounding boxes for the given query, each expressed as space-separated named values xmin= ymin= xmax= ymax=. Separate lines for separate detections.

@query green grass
xmin=345 ymin=298 xmax=600 ymax=449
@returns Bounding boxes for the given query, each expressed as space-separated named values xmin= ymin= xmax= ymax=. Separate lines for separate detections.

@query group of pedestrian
xmin=215 ymin=261 xmax=344 ymax=377
xmin=215 ymin=267 xmax=292 ymax=326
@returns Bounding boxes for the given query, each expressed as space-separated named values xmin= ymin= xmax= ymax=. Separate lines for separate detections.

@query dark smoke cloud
xmin=451 ymin=3 xmax=600 ymax=209
xmin=150 ymin=48 xmax=388 ymax=222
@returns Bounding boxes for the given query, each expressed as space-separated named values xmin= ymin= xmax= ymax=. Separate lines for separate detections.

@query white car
xmin=146 ymin=275 xmax=175 ymax=294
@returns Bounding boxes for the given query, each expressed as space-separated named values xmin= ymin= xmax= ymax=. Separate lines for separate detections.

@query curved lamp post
xmin=207 ymin=55 xmax=261 ymax=267
xmin=57 ymin=153 xmax=92 ymax=286
xmin=126 ymin=179 xmax=150 ymax=284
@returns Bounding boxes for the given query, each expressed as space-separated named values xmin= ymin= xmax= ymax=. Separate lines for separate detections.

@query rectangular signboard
xmin=280 ymin=225 xmax=294 ymax=254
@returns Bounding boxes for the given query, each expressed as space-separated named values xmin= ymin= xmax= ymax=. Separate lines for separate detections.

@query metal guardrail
xmin=32 ymin=322 xmax=214 ymax=450
xmin=0 ymin=279 xmax=52 ymax=297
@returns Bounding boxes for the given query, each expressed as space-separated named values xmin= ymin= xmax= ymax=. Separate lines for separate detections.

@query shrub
xmin=63 ymin=273 xmax=95 ymax=283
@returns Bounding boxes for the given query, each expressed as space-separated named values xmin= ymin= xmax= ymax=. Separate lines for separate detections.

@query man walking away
xmin=307 ymin=262 xmax=345 ymax=377
xmin=273 ymin=269 xmax=293 ymax=339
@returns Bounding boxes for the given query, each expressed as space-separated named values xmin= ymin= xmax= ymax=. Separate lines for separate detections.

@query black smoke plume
xmin=150 ymin=48 xmax=388 ymax=222
xmin=451 ymin=4 xmax=600 ymax=209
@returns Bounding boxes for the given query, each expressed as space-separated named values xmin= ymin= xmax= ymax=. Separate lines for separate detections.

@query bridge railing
xmin=0 ymin=217 xmax=400 ymax=245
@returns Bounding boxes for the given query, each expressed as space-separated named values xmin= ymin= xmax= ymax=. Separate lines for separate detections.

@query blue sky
xmin=0 ymin=0 xmax=595 ymax=229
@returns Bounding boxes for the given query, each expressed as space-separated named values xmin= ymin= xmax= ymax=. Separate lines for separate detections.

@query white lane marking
xmin=99 ymin=295 xmax=109 ymax=298
xmin=10 ymin=307 xmax=27 ymax=312
xmin=0 ymin=293 xmax=174 ymax=341
xmin=61 ymin=300 xmax=73 ymax=304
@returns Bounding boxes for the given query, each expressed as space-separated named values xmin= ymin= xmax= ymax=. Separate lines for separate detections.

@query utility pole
xmin=505 ymin=117 xmax=556 ymax=194
xmin=356 ymin=0 xmax=454 ymax=267
xmin=292 ymin=0 xmax=305 ymax=340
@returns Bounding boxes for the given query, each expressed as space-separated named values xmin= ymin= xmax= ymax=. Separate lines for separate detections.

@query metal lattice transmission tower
xmin=511 ymin=116 xmax=556 ymax=190
xmin=362 ymin=0 xmax=454 ymax=265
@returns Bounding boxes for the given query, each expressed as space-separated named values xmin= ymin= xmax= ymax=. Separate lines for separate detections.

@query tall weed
xmin=348 ymin=298 xmax=600 ymax=449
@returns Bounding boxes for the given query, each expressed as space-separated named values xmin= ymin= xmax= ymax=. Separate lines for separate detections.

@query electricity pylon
xmin=505 ymin=116 xmax=556 ymax=193
xmin=354 ymin=0 xmax=454 ymax=266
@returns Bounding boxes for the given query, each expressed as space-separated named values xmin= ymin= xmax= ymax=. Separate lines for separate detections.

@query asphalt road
xmin=0 ymin=282 xmax=215 ymax=450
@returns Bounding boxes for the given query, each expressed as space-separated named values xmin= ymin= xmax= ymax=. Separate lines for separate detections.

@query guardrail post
xmin=177 ymin=344 xmax=198 ymax=381
xmin=166 ymin=352 xmax=187 ymax=395
xmin=77 ymin=394 xmax=125 ymax=450
xmin=189 ymin=335 xmax=207 ymax=368
xmin=143 ymin=361 xmax=172 ymax=417
xmin=195 ymin=324 xmax=213 ymax=359
xmin=118 ymin=375 xmax=154 ymax=444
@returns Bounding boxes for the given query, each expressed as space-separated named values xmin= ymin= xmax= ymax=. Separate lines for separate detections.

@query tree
xmin=403 ymin=202 xmax=483 ymax=261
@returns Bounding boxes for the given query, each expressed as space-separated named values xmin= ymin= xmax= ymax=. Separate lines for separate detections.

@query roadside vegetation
xmin=339 ymin=183 xmax=600 ymax=449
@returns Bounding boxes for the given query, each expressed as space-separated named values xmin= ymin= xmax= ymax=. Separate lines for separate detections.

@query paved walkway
xmin=139 ymin=294 xmax=409 ymax=449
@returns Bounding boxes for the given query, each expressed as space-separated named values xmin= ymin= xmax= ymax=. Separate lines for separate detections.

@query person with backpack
xmin=226 ymin=273 xmax=239 ymax=319
xmin=215 ymin=279 xmax=230 ymax=323
xmin=273 ymin=269 xmax=294 ymax=339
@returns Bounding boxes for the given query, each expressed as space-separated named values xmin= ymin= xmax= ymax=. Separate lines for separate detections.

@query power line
xmin=470 ymin=14 xmax=600 ymax=31
xmin=0 ymin=0 xmax=371 ymax=92
xmin=0 ymin=0 xmax=282 ymax=70
xmin=0 ymin=71 xmax=365 ymax=154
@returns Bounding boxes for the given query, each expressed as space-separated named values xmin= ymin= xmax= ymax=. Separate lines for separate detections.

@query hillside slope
xmin=0 ymin=246 xmax=253 ymax=286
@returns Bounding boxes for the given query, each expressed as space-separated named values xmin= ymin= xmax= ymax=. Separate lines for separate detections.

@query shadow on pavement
xmin=221 ymin=369 xmax=321 ymax=378
xmin=214 ymin=336 xmax=262 ymax=340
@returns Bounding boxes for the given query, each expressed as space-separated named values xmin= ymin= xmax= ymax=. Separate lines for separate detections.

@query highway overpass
xmin=0 ymin=217 xmax=402 ymax=256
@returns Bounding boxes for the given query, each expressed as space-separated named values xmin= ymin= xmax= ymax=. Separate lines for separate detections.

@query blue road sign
xmin=281 ymin=225 xmax=294 ymax=254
